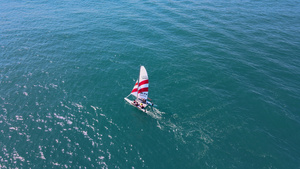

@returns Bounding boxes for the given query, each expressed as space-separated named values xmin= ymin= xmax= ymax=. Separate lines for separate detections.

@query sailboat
xmin=124 ymin=66 xmax=154 ymax=112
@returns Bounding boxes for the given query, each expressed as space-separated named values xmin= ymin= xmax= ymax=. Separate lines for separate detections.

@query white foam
xmin=67 ymin=120 xmax=73 ymax=125
xmin=73 ymin=103 xmax=83 ymax=109
xmin=144 ymin=107 xmax=165 ymax=120
xmin=12 ymin=149 xmax=25 ymax=162
xmin=16 ymin=115 xmax=23 ymax=121
xmin=52 ymin=162 xmax=60 ymax=166
xmin=39 ymin=146 xmax=46 ymax=160
xmin=9 ymin=127 xmax=18 ymax=131
xmin=54 ymin=113 xmax=65 ymax=120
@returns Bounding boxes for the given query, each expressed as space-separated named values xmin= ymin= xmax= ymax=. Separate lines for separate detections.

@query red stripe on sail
xmin=138 ymin=87 xmax=148 ymax=93
xmin=131 ymin=82 xmax=138 ymax=93
xmin=139 ymin=80 xmax=148 ymax=86
xmin=131 ymin=88 xmax=137 ymax=93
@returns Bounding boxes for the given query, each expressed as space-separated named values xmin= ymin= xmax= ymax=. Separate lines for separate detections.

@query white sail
xmin=130 ymin=80 xmax=138 ymax=97
xmin=138 ymin=66 xmax=149 ymax=100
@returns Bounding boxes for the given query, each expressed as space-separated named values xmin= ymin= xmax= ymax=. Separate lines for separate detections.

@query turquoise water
xmin=1 ymin=0 xmax=300 ymax=168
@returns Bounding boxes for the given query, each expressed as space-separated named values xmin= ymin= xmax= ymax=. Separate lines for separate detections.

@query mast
xmin=137 ymin=65 xmax=141 ymax=98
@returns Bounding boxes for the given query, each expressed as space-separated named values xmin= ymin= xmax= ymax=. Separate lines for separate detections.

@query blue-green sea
xmin=1 ymin=0 xmax=300 ymax=168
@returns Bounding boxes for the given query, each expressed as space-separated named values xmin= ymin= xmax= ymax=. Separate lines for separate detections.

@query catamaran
xmin=124 ymin=66 xmax=154 ymax=112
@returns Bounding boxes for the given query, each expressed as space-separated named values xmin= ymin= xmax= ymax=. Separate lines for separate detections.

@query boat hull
xmin=124 ymin=98 xmax=146 ymax=112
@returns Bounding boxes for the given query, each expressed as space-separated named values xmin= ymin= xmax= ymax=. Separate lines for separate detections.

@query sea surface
xmin=1 ymin=0 xmax=300 ymax=168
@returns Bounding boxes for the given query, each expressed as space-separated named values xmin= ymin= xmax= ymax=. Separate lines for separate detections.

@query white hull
xmin=124 ymin=97 xmax=146 ymax=112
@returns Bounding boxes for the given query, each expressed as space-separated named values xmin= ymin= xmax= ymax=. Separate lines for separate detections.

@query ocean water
xmin=1 ymin=0 xmax=300 ymax=168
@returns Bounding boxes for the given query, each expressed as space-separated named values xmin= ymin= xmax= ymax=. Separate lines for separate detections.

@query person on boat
xmin=134 ymin=100 xmax=138 ymax=106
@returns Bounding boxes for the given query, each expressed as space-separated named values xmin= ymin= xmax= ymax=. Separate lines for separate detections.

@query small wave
xmin=72 ymin=102 xmax=83 ymax=109
xmin=12 ymin=148 xmax=25 ymax=162
xmin=91 ymin=105 xmax=102 ymax=112
xmin=54 ymin=113 xmax=66 ymax=120
xmin=39 ymin=145 xmax=46 ymax=160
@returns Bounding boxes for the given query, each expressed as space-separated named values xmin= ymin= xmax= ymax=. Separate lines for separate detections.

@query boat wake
xmin=145 ymin=107 xmax=165 ymax=120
